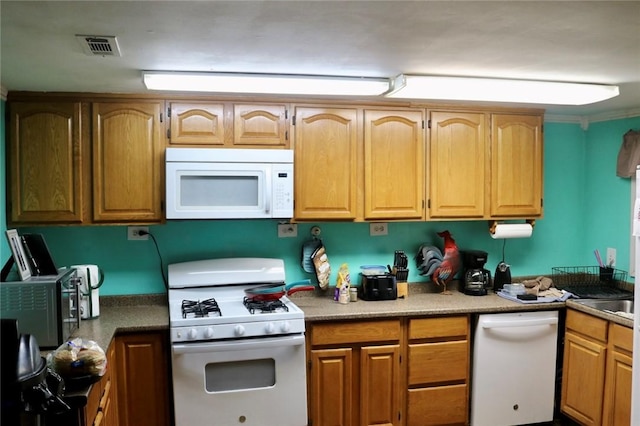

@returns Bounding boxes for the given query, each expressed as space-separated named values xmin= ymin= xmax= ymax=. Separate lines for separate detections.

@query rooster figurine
xmin=416 ymin=230 xmax=461 ymax=295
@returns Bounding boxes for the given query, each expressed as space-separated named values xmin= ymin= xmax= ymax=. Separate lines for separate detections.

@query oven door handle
xmin=172 ymin=334 xmax=305 ymax=355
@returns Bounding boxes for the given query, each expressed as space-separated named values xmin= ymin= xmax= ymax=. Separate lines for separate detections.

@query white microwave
xmin=165 ymin=148 xmax=294 ymax=219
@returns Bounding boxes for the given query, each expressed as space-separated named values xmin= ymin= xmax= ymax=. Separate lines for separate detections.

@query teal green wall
xmin=584 ymin=117 xmax=640 ymax=274
xmin=3 ymin=111 xmax=640 ymax=295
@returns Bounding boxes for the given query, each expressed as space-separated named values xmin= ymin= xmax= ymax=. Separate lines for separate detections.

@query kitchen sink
xmin=574 ymin=299 xmax=634 ymax=314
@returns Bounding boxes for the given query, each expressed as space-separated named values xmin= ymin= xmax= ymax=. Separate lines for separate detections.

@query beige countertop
xmin=68 ymin=304 xmax=170 ymax=353
xmin=292 ymin=288 xmax=566 ymax=321
xmin=66 ymin=287 xmax=633 ymax=350
xmin=57 ymin=287 xmax=633 ymax=403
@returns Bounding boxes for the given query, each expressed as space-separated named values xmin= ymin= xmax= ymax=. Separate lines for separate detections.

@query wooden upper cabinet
xmin=168 ymin=102 xmax=289 ymax=148
xmin=428 ymin=111 xmax=487 ymax=218
xmin=233 ymin=104 xmax=288 ymax=147
xmin=169 ymin=102 xmax=226 ymax=145
xmin=490 ymin=114 xmax=543 ymax=217
xmin=293 ymin=107 xmax=359 ymax=220
xmin=364 ymin=109 xmax=424 ymax=220
xmin=9 ymin=102 xmax=88 ymax=224
xmin=92 ymin=101 xmax=164 ymax=223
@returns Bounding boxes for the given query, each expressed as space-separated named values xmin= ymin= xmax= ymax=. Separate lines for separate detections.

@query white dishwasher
xmin=471 ymin=310 xmax=559 ymax=426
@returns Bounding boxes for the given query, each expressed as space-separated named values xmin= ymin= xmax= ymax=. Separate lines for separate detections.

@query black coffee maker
xmin=462 ymin=250 xmax=492 ymax=296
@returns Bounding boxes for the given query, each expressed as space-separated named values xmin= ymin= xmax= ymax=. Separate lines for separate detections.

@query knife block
xmin=397 ymin=281 xmax=408 ymax=298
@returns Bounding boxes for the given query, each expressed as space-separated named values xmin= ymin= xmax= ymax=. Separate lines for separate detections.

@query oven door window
xmin=205 ymin=358 xmax=275 ymax=392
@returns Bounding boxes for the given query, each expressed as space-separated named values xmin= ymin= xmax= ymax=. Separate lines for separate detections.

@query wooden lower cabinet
xmin=307 ymin=319 xmax=402 ymax=426
xmin=307 ymin=316 xmax=470 ymax=426
xmin=406 ymin=316 xmax=469 ymax=426
xmin=115 ymin=331 xmax=171 ymax=426
xmin=561 ymin=309 xmax=633 ymax=426
xmin=602 ymin=323 xmax=633 ymax=426
xmin=309 ymin=348 xmax=354 ymax=426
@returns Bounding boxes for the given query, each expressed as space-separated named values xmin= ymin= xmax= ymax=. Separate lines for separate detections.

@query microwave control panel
xmin=272 ymin=164 xmax=294 ymax=218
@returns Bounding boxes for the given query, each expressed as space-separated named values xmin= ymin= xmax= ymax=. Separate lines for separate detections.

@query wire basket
xmin=551 ymin=266 xmax=628 ymax=289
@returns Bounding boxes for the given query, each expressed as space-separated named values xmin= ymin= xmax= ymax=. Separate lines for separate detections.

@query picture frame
xmin=5 ymin=229 xmax=32 ymax=281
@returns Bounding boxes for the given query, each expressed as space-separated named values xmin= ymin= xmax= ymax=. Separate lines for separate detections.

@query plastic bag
xmin=48 ymin=337 xmax=107 ymax=378
xmin=312 ymin=244 xmax=331 ymax=290
xmin=335 ymin=263 xmax=351 ymax=302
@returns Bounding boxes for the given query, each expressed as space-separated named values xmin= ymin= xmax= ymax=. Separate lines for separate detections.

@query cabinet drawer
xmin=407 ymin=384 xmax=468 ymax=426
xmin=609 ymin=323 xmax=633 ymax=353
xmin=310 ymin=320 xmax=401 ymax=346
xmin=567 ymin=309 xmax=608 ymax=343
xmin=408 ymin=340 xmax=468 ymax=385
xmin=408 ymin=316 xmax=468 ymax=340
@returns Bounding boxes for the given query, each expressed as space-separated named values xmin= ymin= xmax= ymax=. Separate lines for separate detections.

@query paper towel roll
xmin=491 ymin=223 xmax=533 ymax=239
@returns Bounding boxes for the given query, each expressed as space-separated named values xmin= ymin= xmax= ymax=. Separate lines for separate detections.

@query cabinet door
xmin=561 ymin=331 xmax=607 ymax=426
xmin=428 ymin=111 xmax=487 ymax=218
xmin=233 ymin=104 xmax=288 ymax=147
xmin=364 ymin=110 xmax=424 ymax=220
xmin=603 ymin=324 xmax=633 ymax=426
xmin=293 ymin=107 xmax=359 ymax=220
xmin=9 ymin=102 xmax=87 ymax=224
xmin=603 ymin=350 xmax=633 ymax=426
xmin=93 ymin=102 xmax=164 ymax=222
xmin=169 ymin=102 xmax=226 ymax=145
xmin=310 ymin=348 xmax=353 ymax=426
xmin=360 ymin=345 xmax=401 ymax=426
xmin=490 ymin=114 xmax=543 ymax=217
xmin=115 ymin=332 xmax=171 ymax=426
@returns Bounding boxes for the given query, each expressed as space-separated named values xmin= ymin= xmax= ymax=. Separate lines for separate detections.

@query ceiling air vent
xmin=76 ymin=35 xmax=121 ymax=57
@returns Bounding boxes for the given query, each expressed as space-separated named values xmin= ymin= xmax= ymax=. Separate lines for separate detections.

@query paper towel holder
xmin=488 ymin=219 xmax=535 ymax=237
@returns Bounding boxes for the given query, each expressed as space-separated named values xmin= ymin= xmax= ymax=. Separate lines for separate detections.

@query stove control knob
xmin=188 ymin=328 xmax=198 ymax=340
xmin=265 ymin=323 xmax=276 ymax=334
xmin=204 ymin=327 xmax=214 ymax=339
xmin=280 ymin=322 xmax=291 ymax=333
xmin=234 ymin=325 xmax=245 ymax=336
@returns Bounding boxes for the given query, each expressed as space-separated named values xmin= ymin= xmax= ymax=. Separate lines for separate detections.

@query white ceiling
xmin=2 ymin=1 xmax=639 ymax=117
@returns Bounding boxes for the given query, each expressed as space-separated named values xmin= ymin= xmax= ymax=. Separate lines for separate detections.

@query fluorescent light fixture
xmin=143 ymin=71 xmax=390 ymax=96
xmin=385 ymin=74 xmax=619 ymax=105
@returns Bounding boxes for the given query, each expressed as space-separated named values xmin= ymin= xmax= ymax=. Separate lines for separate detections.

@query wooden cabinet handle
xmin=99 ymin=380 xmax=111 ymax=409
xmin=93 ymin=411 xmax=104 ymax=426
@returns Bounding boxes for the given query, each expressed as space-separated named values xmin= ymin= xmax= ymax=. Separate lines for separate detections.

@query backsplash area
xmin=17 ymin=218 xmax=588 ymax=295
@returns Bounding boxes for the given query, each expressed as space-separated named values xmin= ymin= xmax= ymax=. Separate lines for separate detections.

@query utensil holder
xmin=599 ymin=266 xmax=614 ymax=282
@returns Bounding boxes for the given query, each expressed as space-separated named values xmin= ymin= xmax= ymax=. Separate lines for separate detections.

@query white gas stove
xmin=168 ymin=257 xmax=305 ymax=342
xmin=167 ymin=257 xmax=309 ymax=426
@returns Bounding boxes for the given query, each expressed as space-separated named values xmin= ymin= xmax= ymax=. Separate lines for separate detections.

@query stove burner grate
xmin=182 ymin=298 xmax=221 ymax=318
xmin=243 ymin=297 xmax=289 ymax=314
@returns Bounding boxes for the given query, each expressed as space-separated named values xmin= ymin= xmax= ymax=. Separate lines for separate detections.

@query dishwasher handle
xmin=481 ymin=316 xmax=558 ymax=329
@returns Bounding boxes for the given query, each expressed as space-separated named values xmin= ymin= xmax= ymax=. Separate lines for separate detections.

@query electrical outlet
xmin=606 ymin=247 xmax=616 ymax=267
xmin=277 ymin=223 xmax=298 ymax=238
xmin=128 ymin=226 xmax=149 ymax=240
xmin=369 ymin=222 xmax=388 ymax=236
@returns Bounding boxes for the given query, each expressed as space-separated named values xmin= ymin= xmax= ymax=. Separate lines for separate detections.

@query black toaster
xmin=359 ymin=274 xmax=397 ymax=301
